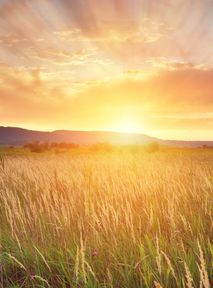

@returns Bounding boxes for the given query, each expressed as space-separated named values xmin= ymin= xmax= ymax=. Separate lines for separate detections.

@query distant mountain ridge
xmin=0 ymin=126 xmax=212 ymax=147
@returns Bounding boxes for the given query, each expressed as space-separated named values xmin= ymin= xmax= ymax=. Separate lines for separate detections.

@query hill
xmin=0 ymin=126 xmax=212 ymax=147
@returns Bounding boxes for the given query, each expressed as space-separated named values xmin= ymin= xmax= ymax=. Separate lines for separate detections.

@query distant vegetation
xmin=24 ymin=141 xmax=115 ymax=153
xmin=146 ymin=142 xmax=160 ymax=153
xmin=23 ymin=141 xmax=163 ymax=154
xmin=0 ymin=148 xmax=212 ymax=287
xmin=24 ymin=141 xmax=79 ymax=152
xmin=89 ymin=142 xmax=114 ymax=152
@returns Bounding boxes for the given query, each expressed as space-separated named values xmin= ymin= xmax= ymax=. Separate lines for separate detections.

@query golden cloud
xmin=0 ymin=65 xmax=213 ymax=133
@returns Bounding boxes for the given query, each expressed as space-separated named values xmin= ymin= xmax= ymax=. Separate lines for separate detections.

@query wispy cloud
xmin=0 ymin=0 xmax=213 ymax=139
xmin=1 ymin=64 xmax=212 ymax=139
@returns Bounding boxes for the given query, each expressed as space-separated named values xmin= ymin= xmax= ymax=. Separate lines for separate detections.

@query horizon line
xmin=1 ymin=125 xmax=213 ymax=142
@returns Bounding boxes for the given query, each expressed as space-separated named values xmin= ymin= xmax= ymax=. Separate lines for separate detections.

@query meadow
xmin=0 ymin=147 xmax=212 ymax=287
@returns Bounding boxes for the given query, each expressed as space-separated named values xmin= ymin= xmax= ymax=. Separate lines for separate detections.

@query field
xmin=0 ymin=147 xmax=212 ymax=287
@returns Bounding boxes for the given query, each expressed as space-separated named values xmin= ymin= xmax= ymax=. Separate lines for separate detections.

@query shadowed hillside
xmin=0 ymin=126 xmax=213 ymax=147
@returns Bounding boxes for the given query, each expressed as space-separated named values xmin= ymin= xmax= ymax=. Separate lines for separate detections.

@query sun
xmin=115 ymin=119 xmax=139 ymax=134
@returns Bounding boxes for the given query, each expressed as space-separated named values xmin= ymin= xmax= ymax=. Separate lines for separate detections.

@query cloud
xmin=0 ymin=65 xmax=212 ymax=134
xmin=0 ymin=0 xmax=175 ymax=68
xmin=0 ymin=0 xmax=213 ymax=139
xmin=139 ymin=115 xmax=213 ymax=130
xmin=71 ymin=67 xmax=213 ymax=114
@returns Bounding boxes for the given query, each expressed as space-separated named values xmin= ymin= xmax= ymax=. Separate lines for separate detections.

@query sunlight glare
xmin=116 ymin=119 xmax=139 ymax=134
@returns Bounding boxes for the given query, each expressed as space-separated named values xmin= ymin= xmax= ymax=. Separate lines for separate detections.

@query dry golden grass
xmin=0 ymin=149 xmax=212 ymax=287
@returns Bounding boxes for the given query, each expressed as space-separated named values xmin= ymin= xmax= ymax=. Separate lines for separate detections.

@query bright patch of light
xmin=115 ymin=119 xmax=139 ymax=134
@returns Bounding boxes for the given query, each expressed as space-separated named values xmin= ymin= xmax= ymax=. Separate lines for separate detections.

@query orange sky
xmin=0 ymin=0 xmax=213 ymax=140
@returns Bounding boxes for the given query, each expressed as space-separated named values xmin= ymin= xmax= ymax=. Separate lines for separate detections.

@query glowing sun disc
xmin=116 ymin=119 xmax=139 ymax=133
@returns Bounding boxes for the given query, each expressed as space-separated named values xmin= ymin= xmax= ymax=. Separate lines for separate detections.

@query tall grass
xmin=0 ymin=150 xmax=212 ymax=287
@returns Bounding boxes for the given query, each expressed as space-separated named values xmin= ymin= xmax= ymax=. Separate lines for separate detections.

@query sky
xmin=0 ymin=0 xmax=213 ymax=140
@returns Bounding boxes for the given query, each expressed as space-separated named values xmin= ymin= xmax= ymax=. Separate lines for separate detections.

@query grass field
xmin=0 ymin=147 xmax=212 ymax=287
